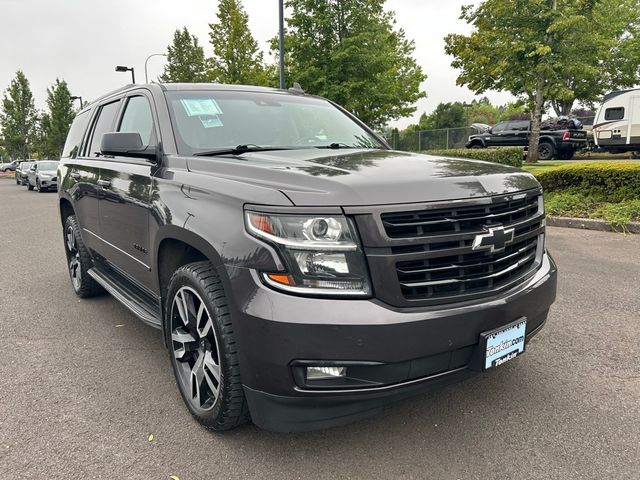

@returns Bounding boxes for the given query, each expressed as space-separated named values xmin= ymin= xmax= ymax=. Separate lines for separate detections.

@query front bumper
xmin=38 ymin=179 xmax=58 ymax=190
xmin=228 ymin=252 xmax=557 ymax=432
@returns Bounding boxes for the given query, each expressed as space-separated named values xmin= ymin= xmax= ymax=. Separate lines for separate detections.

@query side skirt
xmin=88 ymin=266 xmax=162 ymax=329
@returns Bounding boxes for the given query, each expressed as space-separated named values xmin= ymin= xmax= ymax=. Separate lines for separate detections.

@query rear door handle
xmin=97 ymin=179 xmax=111 ymax=188
xmin=70 ymin=172 xmax=81 ymax=179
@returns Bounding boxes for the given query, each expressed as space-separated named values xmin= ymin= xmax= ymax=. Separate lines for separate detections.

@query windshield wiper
xmin=193 ymin=144 xmax=296 ymax=157
xmin=314 ymin=142 xmax=358 ymax=150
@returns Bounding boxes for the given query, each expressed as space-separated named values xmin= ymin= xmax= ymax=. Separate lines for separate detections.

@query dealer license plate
xmin=481 ymin=318 xmax=527 ymax=370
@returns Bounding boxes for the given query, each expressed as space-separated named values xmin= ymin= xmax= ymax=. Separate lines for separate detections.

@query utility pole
xmin=278 ymin=0 xmax=285 ymax=89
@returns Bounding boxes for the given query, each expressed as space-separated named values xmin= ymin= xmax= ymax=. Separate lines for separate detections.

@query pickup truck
xmin=58 ymin=83 xmax=557 ymax=432
xmin=466 ymin=119 xmax=587 ymax=160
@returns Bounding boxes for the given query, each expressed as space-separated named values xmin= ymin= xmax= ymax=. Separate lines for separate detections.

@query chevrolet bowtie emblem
xmin=472 ymin=225 xmax=515 ymax=253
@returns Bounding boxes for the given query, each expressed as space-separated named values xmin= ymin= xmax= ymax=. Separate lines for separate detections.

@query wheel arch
xmin=59 ymin=196 xmax=75 ymax=226
xmin=154 ymin=227 xmax=231 ymax=314
xmin=539 ymin=135 xmax=557 ymax=147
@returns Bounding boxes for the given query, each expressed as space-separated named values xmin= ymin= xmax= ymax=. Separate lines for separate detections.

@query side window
xmin=118 ymin=96 xmax=156 ymax=147
xmin=87 ymin=100 xmax=121 ymax=157
xmin=62 ymin=111 xmax=91 ymax=159
xmin=512 ymin=121 xmax=529 ymax=131
xmin=604 ymin=107 xmax=624 ymax=121
xmin=492 ymin=122 xmax=508 ymax=133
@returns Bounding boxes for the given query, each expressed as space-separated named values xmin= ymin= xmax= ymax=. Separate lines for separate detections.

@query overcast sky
xmin=0 ymin=0 xmax=514 ymax=128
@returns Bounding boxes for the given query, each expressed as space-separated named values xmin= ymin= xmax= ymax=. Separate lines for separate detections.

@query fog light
xmin=306 ymin=366 xmax=347 ymax=380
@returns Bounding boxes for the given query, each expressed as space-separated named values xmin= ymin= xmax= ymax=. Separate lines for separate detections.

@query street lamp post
xmin=70 ymin=96 xmax=83 ymax=108
xmin=278 ymin=0 xmax=285 ymax=89
xmin=115 ymin=65 xmax=135 ymax=84
xmin=144 ymin=53 xmax=168 ymax=83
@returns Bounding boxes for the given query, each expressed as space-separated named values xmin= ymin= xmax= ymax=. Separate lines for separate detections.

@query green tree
xmin=0 ymin=70 xmax=37 ymax=159
xmin=33 ymin=112 xmax=53 ymax=159
xmin=160 ymin=27 xmax=209 ymax=83
xmin=208 ymin=0 xmax=268 ymax=85
xmin=281 ymin=0 xmax=426 ymax=129
xmin=420 ymin=102 xmax=467 ymax=130
xmin=445 ymin=0 xmax=640 ymax=161
xmin=42 ymin=79 xmax=75 ymax=158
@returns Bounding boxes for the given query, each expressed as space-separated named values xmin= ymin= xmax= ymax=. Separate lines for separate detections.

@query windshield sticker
xmin=180 ymin=98 xmax=223 ymax=117
xmin=200 ymin=116 xmax=223 ymax=129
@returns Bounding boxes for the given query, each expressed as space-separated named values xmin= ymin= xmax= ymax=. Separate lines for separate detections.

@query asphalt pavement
xmin=0 ymin=179 xmax=638 ymax=479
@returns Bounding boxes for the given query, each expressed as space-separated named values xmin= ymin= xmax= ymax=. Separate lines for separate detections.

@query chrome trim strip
xmin=294 ymin=366 xmax=469 ymax=394
xmin=82 ymin=228 xmax=150 ymax=269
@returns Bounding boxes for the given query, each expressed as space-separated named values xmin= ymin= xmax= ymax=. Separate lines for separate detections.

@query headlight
xmin=245 ymin=211 xmax=372 ymax=296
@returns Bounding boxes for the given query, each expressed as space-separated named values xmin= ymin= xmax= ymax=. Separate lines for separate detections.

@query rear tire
xmin=165 ymin=261 xmax=249 ymax=431
xmin=538 ymin=142 xmax=555 ymax=161
xmin=64 ymin=215 xmax=104 ymax=298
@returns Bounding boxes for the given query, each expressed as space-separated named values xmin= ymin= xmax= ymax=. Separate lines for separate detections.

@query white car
xmin=27 ymin=160 xmax=59 ymax=192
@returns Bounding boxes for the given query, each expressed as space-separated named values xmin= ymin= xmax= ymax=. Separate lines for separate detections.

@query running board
xmin=88 ymin=267 xmax=162 ymax=329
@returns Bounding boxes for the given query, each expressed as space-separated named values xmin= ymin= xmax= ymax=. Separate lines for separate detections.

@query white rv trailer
xmin=593 ymin=88 xmax=640 ymax=153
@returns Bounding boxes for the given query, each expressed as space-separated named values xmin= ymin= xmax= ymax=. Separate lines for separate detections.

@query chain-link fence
xmin=383 ymin=116 xmax=596 ymax=152
xmin=383 ymin=127 xmax=476 ymax=151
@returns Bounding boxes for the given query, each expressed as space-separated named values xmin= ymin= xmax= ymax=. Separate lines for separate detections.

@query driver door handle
xmin=97 ymin=179 xmax=111 ymax=188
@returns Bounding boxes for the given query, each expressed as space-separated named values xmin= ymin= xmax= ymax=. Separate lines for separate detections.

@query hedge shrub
xmin=535 ymin=161 xmax=640 ymax=202
xmin=423 ymin=148 xmax=524 ymax=168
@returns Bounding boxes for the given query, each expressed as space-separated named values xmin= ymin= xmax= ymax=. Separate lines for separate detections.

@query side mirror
xmin=100 ymin=132 xmax=158 ymax=163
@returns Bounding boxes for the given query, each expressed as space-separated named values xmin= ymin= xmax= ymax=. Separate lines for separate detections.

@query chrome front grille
xmin=381 ymin=193 xmax=540 ymax=239
xmin=360 ymin=189 xmax=545 ymax=307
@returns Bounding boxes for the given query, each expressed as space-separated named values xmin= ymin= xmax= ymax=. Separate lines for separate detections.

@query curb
xmin=547 ymin=216 xmax=640 ymax=234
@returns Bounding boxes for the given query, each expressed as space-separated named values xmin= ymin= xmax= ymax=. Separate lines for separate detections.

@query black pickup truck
xmin=58 ymin=83 xmax=557 ymax=432
xmin=466 ymin=120 xmax=587 ymax=160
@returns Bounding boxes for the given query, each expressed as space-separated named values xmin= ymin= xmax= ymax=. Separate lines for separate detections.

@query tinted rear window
xmin=62 ymin=111 xmax=91 ymax=159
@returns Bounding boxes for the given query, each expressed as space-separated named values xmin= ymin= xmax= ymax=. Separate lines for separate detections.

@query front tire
xmin=27 ymin=182 xmax=34 ymax=191
xmin=165 ymin=262 xmax=249 ymax=431
xmin=64 ymin=215 xmax=103 ymax=297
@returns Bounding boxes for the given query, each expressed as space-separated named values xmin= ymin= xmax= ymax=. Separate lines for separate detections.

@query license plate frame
xmin=481 ymin=318 xmax=527 ymax=370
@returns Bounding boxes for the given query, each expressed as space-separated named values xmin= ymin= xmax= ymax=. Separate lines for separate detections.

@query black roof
xmin=82 ymin=82 xmax=300 ymax=111
xmin=603 ymin=87 xmax=640 ymax=103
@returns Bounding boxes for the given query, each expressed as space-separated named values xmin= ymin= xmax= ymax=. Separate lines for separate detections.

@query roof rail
xmin=84 ymin=84 xmax=136 ymax=107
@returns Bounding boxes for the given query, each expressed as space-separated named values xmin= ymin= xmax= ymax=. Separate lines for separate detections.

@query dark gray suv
xmin=58 ymin=83 xmax=557 ymax=432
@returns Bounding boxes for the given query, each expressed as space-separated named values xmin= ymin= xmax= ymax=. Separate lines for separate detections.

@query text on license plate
xmin=482 ymin=319 xmax=526 ymax=370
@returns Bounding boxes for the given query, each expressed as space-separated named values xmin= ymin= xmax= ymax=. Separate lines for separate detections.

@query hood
xmin=185 ymin=149 xmax=539 ymax=207
xmin=470 ymin=123 xmax=491 ymax=133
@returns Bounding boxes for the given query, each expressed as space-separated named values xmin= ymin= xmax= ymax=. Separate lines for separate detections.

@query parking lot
xmin=0 ymin=178 xmax=638 ymax=479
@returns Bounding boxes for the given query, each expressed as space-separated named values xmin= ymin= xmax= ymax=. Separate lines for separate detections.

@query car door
xmin=502 ymin=121 xmax=529 ymax=146
xmin=97 ymin=92 xmax=157 ymax=291
xmin=486 ymin=122 xmax=509 ymax=146
xmin=72 ymin=100 xmax=122 ymax=256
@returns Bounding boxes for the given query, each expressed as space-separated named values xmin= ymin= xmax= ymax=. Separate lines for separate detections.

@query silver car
xmin=27 ymin=160 xmax=59 ymax=192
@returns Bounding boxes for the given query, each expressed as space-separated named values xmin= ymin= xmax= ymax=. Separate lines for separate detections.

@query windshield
xmin=37 ymin=161 xmax=58 ymax=171
xmin=165 ymin=90 xmax=384 ymax=156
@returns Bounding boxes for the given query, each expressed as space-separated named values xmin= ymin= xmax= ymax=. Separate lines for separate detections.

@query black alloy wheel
xmin=538 ymin=142 xmax=555 ymax=161
xmin=63 ymin=215 xmax=103 ymax=297
xmin=170 ymin=286 xmax=222 ymax=412
xmin=166 ymin=262 xmax=248 ymax=431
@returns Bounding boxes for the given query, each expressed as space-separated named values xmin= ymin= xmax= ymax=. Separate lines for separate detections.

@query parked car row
xmin=11 ymin=159 xmax=59 ymax=192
